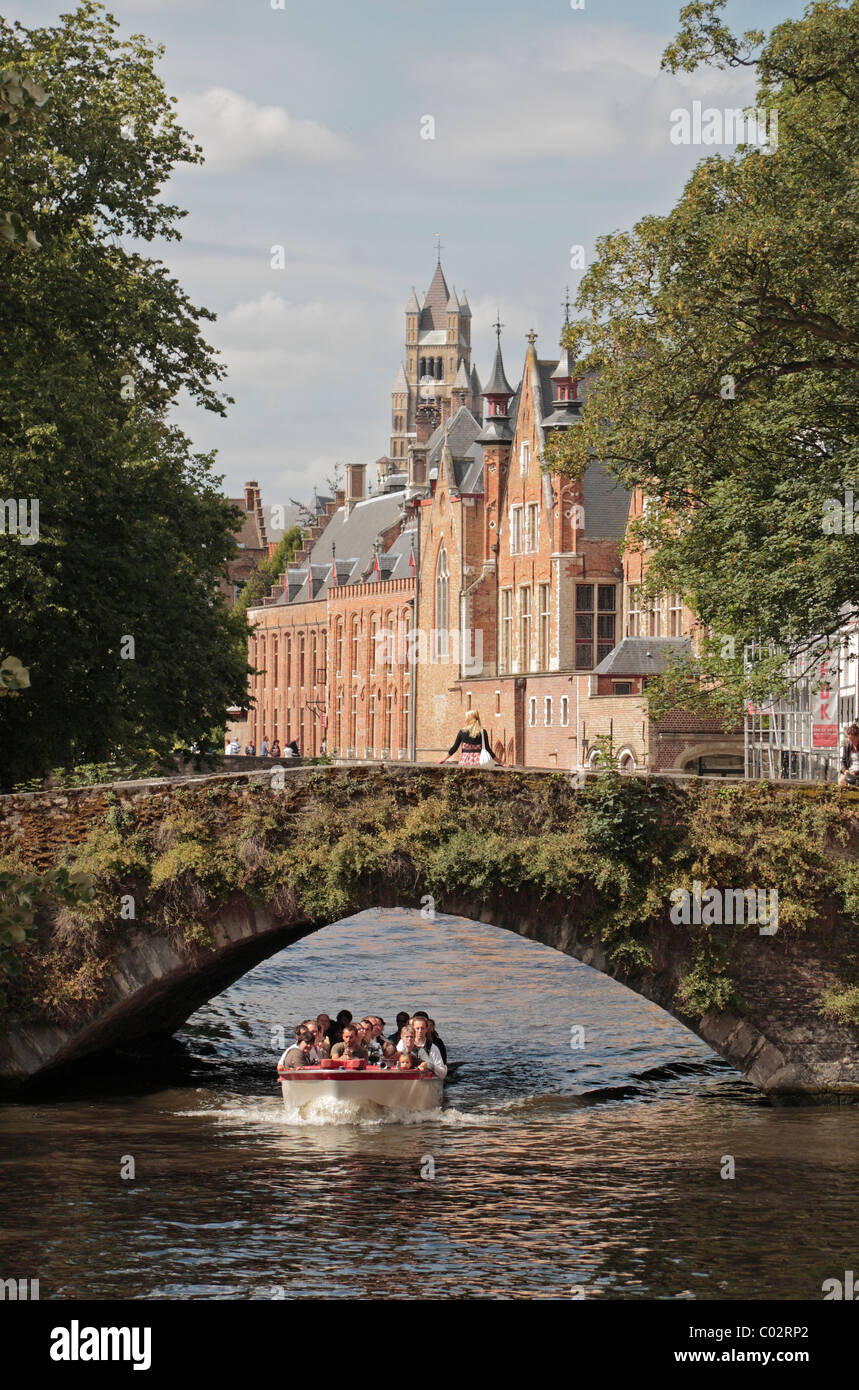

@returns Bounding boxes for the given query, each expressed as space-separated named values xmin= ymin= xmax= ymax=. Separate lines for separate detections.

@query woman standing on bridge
xmin=439 ymin=708 xmax=500 ymax=767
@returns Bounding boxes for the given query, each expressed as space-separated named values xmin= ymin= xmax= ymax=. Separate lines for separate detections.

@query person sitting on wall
xmin=261 ymin=735 xmax=270 ymax=757
xmin=269 ymin=738 xmax=282 ymax=758
xmin=329 ymin=1024 xmax=369 ymax=1061
xmin=840 ymin=724 xmax=859 ymax=787
xmin=439 ymin=708 xmax=499 ymax=767
xmin=277 ymin=1028 xmax=317 ymax=1071
xmin=284 ymin=740 xmax=300 ymax=760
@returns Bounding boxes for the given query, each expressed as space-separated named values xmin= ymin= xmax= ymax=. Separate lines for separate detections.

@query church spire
xmin=478 ymin=315 xmax=515 ymax=444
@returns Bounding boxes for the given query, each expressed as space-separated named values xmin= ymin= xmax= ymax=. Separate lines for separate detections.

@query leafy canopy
xmin=0 ymin=2 xmax=250 ymax=787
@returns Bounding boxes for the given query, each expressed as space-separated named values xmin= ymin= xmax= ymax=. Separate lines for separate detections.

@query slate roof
xmin=593 ymin=637 xmax=691 ymax=677
xmin=427 ymin=405 xmax=482 ymax=471
xmin=582 ymin=460 xmax=632 ymax=539
xmin=273 ymin=489 xmax=409 ymax=605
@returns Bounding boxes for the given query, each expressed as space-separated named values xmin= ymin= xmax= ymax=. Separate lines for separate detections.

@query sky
xmin=14 ymin=0 xmax=808 ymax=507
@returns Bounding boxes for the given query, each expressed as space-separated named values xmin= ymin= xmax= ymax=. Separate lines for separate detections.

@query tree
xmin=546 ymin=0 xmax=859 ymax=705
xmin=0 ymin=3 xmax=249 ymax=788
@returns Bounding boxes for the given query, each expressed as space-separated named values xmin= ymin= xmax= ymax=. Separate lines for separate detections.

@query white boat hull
xmin=280 ymin=1068 xmax=443 ymax=1116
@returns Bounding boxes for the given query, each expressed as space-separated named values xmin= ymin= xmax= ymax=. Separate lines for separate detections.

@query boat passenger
xmin=401 ymin=1016 xmax=447 ymax=1078
xmin=330 ymin=1024 xmax=368 ymax=1061
xmin=316 ymin=1013 xmax=332 ymax=1050
xmin=278 ymin=1029 xmax=317 ymax=1071
xmin=328 ymin=1009 xmax=353 ymax=1046
xmin=367 ymin=1017 xmax=397 ymax=1064
xmin=413 ymin=1011 xmax=448 ymax=1064
xmin=397 ymin=1050 xmax=418 ymax=1071
xmin=302 ymin=1020 xmax=328 ymax=1060
xmin=388 ymin=1011 xmax=410 ymax=1044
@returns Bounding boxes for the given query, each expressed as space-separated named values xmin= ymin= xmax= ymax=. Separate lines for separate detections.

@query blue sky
xmin=16 ymin=0 xmax=807 ymax=506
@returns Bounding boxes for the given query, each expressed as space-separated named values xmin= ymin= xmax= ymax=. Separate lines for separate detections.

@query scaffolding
xmin=744 ymin=626 xmax=858 ymax=782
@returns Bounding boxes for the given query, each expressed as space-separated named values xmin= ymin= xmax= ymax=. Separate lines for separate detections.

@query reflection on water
xmin=1 ymin=909 xmax=857 ymax=1300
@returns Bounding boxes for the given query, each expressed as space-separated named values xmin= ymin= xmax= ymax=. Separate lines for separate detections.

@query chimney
xmin=244 ymin=480 xmax=259 ymax=512
xmin=345 ymin=463 xmax=366 ymax=517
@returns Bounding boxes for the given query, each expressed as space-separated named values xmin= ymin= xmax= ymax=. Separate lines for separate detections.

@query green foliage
xmin=6 ymin=772 xmax=859 ymax=1031
xmin=546 ymin=0 xmax=859 ymax=703
xmin=820 ymin=986 xmax=859 ymax=1027
xmin=0 ymin=3 xmax=250 ymax=789
xmin=0 ymin=865 xmax=93 ymax=997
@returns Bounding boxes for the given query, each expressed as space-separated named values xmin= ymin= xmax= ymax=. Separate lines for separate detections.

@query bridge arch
xmin=1 ymin=764 xmax=858 ymax=1099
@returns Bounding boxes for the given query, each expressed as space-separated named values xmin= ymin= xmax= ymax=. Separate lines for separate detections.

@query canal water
xmin=1 ymin=909 xmax=857 ymax=1301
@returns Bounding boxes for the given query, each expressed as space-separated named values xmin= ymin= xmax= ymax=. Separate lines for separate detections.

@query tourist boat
xmin=279 ymin=1058 xmax=444 ymax=1115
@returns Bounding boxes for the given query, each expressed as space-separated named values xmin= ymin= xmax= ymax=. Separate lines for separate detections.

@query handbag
xmin=479 ymin=743 xmax=493 ymax=766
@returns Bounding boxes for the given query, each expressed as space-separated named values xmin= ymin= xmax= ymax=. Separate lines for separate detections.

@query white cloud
xmin=175 ymin=87 xmax=352 ymax=170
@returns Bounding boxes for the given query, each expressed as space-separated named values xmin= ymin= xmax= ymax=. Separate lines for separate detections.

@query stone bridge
xmin=1 ymin=763 xmax=858 ymax=1099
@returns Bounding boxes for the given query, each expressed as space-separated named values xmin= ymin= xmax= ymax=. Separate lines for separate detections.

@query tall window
xmin=298 ymin=634 xmax=305 ymax=685
xmin=335 ymin=622 xmax=343 ymax=675
xmin=519 ymin=586 xmax=532 ymax=673
xmin=335 ymin=693 xmax=342 ymax=751
xmin=385 ymin=691 xmax=394 ymax=752
xmin=575 ymin=584 xmax=616 ymax=669
xmin=369 ymin=691 xmax=376 ymax=753
xmin=435 ymin=547 xmax=449 ymax=661
xmin=509 ymin=507 xmax=522 ymax=555
xmin=273 ymin=638 xmax=279 ymax=689
xmin=627 ymin=586 xmax=642 ymax=638
xmin=352 ymin=619 xmax=359 ymax=676
xmin=520 ymin=441 xmax=531 ymax=476
xmin=370 ymin=615 xmax=378 ymax=673
xmin=402 ymin=687 xmax=409 ymax=751
xmin=525 ymin=503 xmax=539 ymax=553
xmin=528 ymin=696 xmax=537 ymax=726
xmin=668 ymin=593 xmax=683 ymax=637
xmin=500 ymin=589 xmax=512 ymax=672
xmin=538 ymin=584 xmax=550 ymax=669
xmin=649 ymin=601 xmax=662 ymax=638
xmin=309 ymin=633 xmax=317 ymax=686
xmin=351 ymin=690 xmax=358 ymax=746
xmin=544 ymin=696 xmax=552 ymax=726
xmin=560 ymin=696 xmax=569 ymax=726
xmin=386 ymin=611 xmax=395 ymax=674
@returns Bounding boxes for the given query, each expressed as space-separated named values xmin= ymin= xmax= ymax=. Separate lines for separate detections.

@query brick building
xmin=242 ymin=255 xmax=742 ymax=775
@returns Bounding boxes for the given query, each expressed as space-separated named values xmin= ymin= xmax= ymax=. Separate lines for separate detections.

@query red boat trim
xmin=279 ymin=1070 xmax=438 ymax=1082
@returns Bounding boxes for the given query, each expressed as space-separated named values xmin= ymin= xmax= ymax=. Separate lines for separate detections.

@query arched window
xmin=435 ymin=547 xmax=449 ymax=661
xmin=419 ymin=357 xmax=426 ymax=378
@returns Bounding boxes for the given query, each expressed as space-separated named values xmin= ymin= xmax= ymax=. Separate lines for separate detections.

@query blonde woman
xmin=439 ymin=708 xmax=498 ymax=766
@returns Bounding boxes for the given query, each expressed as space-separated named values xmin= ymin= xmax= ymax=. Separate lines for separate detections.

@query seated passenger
xmin=388 ymin=1011 xmax=410 ymax=1045
xmin=397 ymin=1050 xmax=418 ymax=1071
xmin=369 ymin=1016 xmax=397 ymax=1062
xmin=404 ymin=1016 xmax=447 ymax=1078
xmin=396 ymin=1024 xmax=416 ymax=1058
xmin=330 ymin=1024 xmax=369 ymax=1060
xmin=301 ymin=1019 xmax=328 ymax=1061
xmin=278 ymin=1028 xmax=317 ymax=1070
xmin=328 ymin=1009 xmax=353 ymax=1046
